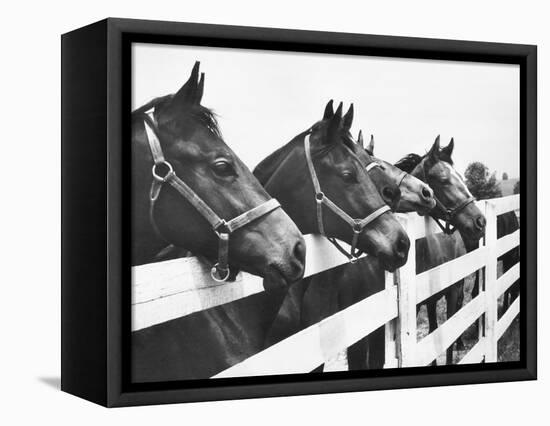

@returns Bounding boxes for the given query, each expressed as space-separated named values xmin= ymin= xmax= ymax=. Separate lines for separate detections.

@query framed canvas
xmin=61 ymin=18 xmax=537 ymax=407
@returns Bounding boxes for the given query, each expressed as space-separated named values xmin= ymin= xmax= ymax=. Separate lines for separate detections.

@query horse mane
xmin=395 ymin=153 xmax=423 ymax=173
xmin=395 ymin=151 xmax=454 ymax=173
xmin=132 ymin=95 xmax=223 ymax=139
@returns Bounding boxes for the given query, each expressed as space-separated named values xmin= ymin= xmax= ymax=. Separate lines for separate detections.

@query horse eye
xmin=212 ymin=160 xmax=235 ymax=177
xmin=341 ymin=171 xmax=357 ymax=183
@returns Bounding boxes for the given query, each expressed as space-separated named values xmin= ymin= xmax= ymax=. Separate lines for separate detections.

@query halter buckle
xmin=152 ymin=161 xmax=174 ymax=182
xmin=210 ymin=263 xmax=231 ymax=282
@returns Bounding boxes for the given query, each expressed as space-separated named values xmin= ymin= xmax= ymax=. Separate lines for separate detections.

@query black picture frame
xmin=61 ymin=17 xmax=537 ymax=407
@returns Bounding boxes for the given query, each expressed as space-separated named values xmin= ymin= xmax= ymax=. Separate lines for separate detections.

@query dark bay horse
xmin=254 ymin=101 xmax=408 ymax=354
xmin=265 ymin=132 xmax=437 ymax=369
xmin=131 ymin=62 xmax=307 ymax=382
xmin=395 ymin=135 xmax=486 ymax=365
xmin=131 ymin=62 xmax=305 ymax=286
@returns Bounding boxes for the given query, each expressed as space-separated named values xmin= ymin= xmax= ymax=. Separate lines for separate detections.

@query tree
xmin=513 ymin=180 xmax=520 ymax=194
xmin=464 ymin=161 xmax=502 ymax=200
xmin=502 ymin=172 xmax=509 ymax=180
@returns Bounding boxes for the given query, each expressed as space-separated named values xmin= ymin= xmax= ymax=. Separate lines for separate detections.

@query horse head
xmin=255 ymin=100 xmax=409 ymax=272
xmin=397 ymin=135 xmax=486 ymax=241
xmin=357 ymin=131 xmax=435 ymax=215
xmin=131 ymin=62 xmax=306 ymax=290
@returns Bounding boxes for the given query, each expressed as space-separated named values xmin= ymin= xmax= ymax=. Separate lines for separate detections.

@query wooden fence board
xmin=496 ymin=297 xmax=520 ymax=341
xmin=497 ymin=263 xmax=520 ymax=298
xmin=493 ymin=194 xmax=520 ymax=215
xmin=414 ymin=294 xmax=486 ymax=366
xmin=213 ymin=287 xmax=398 ymax=378
xmin=415 ymin=246 xmax=487 ymax=304
xmin=132 ymin=234 xmax=363 ymax=330
xmin=458 ymin=338 xmax=486 ymax=364
xmin=496 ymin=230 xmax=520 ymax=257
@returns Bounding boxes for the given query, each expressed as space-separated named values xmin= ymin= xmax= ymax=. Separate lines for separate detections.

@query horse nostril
xmin=293 ymin=240 xmax=306 ymax=269
xmin=421 ymin=187 xmax=432 ymax=200
xmin=395 ymin=236 xmax=410 ymax=259
xmin=475 ymin=216 xmax=486 ymax=230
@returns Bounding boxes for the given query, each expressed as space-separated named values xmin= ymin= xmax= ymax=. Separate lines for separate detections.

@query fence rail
xmin=131 ymin=194 xmax=520 ymax=375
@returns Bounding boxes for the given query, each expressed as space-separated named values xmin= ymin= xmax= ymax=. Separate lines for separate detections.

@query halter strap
xmin=431 ymin=194 xmax=476 ymax=234
xmin=365 ymin=162 xmax=380 ymax=173
xmin=396 ymin=170 xmax=408 ymax=189
xmin=304 ymin=134 xmax=390 ymax=261
xmin=143 ymin=109 xmax=281 ymax=281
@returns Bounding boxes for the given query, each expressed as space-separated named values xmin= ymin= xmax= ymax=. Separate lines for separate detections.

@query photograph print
xmin=130 ymin=42 xmax=521 ymax=383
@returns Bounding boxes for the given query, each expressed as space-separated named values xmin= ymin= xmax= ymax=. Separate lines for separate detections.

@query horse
xmin=265 ymin=132 xmax=437 ymax=370
xmin=131 ymin=62 xmax=307 ymax=382
xmin=395 ymin=135 xmax=486 ymax=365
xmin=256 ymin=103 xmax=413 ymax=364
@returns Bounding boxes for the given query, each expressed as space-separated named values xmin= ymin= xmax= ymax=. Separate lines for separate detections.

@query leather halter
xmin=142 ymin=109 xmax=281 ymax=282
xmin=416 ymin=163 xmax=476 ymax=235
xmin=304 ymin=134 xmax=391 ymax=262
xmin=431 ymin=195 xmax=476 ymax=234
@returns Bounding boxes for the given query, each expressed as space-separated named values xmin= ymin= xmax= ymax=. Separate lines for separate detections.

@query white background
xmin=132 ymin=44 xmax=519 ymax=176
xmin=1 ymin=1 xmax=546 ymax=424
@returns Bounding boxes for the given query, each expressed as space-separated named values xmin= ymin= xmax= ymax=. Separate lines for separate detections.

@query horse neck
xmin=218 ymin=286 xmax=290 ymax=346
xmin=260 ymin=138 xmax=317 ymax=234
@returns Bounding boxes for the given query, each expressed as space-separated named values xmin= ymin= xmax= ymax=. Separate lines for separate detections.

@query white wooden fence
xmin=131 ymin=195 xmax=520 ymax=378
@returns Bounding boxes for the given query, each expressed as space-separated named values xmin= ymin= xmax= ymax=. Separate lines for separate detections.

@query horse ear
xmin=441 ymin=137 xmax=454 ymax=159
xmin=427 ymin=135 xmax=441 ymax=161
xmin=195 ymin=72 xmax=205 ymax=105
xmin=326 ymin=102 xmax=343 ymax=144
xmin=172 ymin=61 xmax=201 ymax=107
xmin=342 ymin=103 xmax=354 ymax=130
xmin=323 ymin=100 xmax=334 ymax=120
xmin=357 ymin=130 xmax=364 ymax=148
xmin=367 ymin=134 xmax=375 ymax=154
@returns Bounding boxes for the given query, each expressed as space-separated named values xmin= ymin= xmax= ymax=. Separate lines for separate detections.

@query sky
xmin=132 ymin=43 xmax=520 ymax=178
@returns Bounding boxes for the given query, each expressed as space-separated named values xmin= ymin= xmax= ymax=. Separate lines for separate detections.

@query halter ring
xmin=214 ymin=220 xmax=230 ymax=237
xmin=315 ymin=192 xmax=325 ymax=203
xmin=210 ymin=263 xmax=231 ymax=282
xmin=152 ymin=161 xmax=174 ymax=182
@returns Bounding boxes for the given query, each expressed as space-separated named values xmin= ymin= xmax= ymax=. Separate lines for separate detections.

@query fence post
xmin=384 ymin=271 xmax=398 ymax=368
xmin=396 ymin=215 xmax=417 ymax=367
xmin=484 ymin=201 xmax=498 ymax=362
